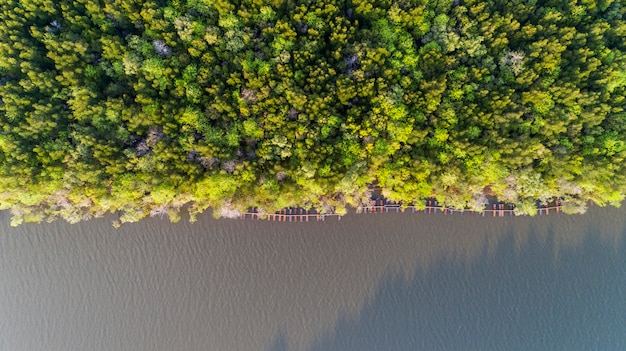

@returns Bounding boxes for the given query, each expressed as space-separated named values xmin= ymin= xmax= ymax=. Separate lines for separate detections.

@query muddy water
xmin=1 ymin=207 xmax=625 ymax=350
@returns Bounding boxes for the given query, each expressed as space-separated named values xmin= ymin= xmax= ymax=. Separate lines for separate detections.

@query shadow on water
xmin=1 ymin=206 xmax=625 ymax=351
xmin=308 ymin=223 xmax=626 ymax=351
xmin=268 ymin=331 xmax=289 ymax=351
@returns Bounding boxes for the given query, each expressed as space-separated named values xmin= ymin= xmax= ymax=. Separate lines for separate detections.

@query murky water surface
xmin=1 ymin=208 xmax=625 ymax=351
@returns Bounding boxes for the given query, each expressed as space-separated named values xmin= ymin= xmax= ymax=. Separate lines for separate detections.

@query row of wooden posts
xmin=358 ymin=200 xmax=562 ymax=217
xmin=240 ymin=208 xmax=332 ymax=222
xmin=239 ymin=200 xmax=564 ymax=221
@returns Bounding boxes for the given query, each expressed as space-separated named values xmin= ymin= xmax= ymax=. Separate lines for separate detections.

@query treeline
xmin=1 ymin=0 xmax=625 ymax=225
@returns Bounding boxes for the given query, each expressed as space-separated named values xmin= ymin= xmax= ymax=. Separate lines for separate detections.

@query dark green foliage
xmin=1 ymin=0 xmax=625 ymax=225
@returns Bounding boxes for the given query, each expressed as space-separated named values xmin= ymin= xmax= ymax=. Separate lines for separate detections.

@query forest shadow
xmin=304 ymin=224 xmax=626 ymax=351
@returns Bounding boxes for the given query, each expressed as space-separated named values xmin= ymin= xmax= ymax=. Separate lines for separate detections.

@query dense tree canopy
xmin=1 ymin=0 xmax=625 ymax=225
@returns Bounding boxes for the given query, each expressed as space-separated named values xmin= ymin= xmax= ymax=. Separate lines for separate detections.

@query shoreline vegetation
xmin=1 ymin=0 xmax=626 ymax=227
xmin=237 ymin=197 xmax=566 ymax=223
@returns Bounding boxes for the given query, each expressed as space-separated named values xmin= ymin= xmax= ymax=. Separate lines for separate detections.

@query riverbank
xmin=238 ymin=198 xmax=565 ymax=222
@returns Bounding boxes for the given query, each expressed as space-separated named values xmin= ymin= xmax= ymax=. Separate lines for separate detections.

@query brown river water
xmin=1 ymin=207 xmax=625 ymax=351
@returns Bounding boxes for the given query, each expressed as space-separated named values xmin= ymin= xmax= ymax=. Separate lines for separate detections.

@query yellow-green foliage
xmin=1 ymin=0 xmax=625 ymax=224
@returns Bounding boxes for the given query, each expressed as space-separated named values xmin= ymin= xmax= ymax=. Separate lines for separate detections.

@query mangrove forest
xmin=1 ymin=0 xmax=626 ymax=225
